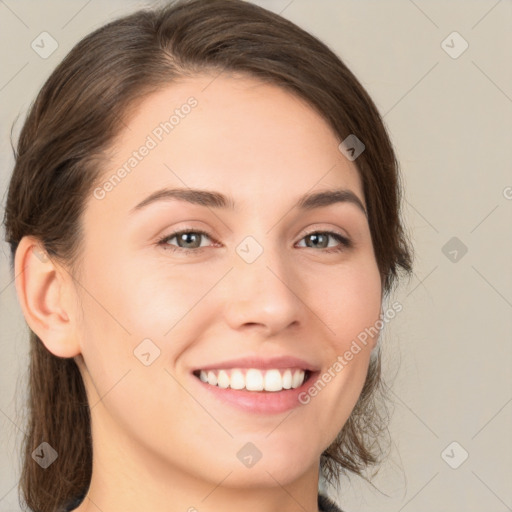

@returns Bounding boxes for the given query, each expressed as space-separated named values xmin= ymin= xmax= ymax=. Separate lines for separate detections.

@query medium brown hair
xmin=3 ymin=1 xmax=413 ymax=510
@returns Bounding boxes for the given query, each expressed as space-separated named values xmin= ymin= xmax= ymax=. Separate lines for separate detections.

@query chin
xmin=219 ymin=443 xmax=319 ymax=489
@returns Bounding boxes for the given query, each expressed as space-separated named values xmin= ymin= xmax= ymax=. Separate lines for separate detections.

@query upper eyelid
xmin=158 ymin=227 xmax=350 ymax=247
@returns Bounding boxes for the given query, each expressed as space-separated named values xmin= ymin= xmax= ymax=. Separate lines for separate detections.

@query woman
xmin=3 ymin=1 xmax=413 ymax=511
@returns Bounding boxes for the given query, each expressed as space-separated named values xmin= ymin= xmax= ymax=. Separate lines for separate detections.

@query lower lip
xmin=191 ymin=371 xmax=319 ymax=414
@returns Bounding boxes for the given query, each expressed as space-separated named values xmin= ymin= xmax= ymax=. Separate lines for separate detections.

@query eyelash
xmin=156 ymin=227 xmax=352 ymax=256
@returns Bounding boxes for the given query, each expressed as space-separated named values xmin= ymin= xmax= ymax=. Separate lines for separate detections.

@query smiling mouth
xmin=192 ymin=368 xmax=313 ymax=392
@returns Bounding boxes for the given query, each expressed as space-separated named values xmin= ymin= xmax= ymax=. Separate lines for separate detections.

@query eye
xmin=157 ymin=228 xmax=216 ymax=255
xmin=296 ymin=231 xmax=352 ymax=253
xmin=156 ymin=228 xmax=352 ymax=256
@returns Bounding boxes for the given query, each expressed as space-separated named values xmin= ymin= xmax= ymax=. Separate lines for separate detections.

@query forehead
xmin=90 ymin=73 xmax=364 ymax=219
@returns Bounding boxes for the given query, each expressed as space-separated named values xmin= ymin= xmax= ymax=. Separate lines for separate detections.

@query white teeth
xmin=264 ymin=369 xmax=282 ymax=392
xmin=197 ymin=368 xmax=307 ymax=392
xmin=246 ymin=368 xmax=264 ymax=391
xmin=230 ymin=369 xmax=245 ymax=390
xmin=207 ymin=370 xmax=217 ymax=386
xmin=217 ymin=370 xmax=230 ymax=389
xmin=291 ymin=370 xmax=303 ymax=388
xmin=282 ymin=369 xmax=292 ymax=389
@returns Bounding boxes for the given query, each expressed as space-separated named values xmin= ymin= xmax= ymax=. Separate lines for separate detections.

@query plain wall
xmin=0 ymin=1 xmax=511 ymax=511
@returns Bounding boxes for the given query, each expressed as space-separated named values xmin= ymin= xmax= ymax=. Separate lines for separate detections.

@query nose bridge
xmin=221 ymin=233 xmax=303 ymax=333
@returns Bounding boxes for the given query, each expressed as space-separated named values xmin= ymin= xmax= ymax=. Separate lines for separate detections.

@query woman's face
xmin=72 ymin=73 xmax=382 ymax=489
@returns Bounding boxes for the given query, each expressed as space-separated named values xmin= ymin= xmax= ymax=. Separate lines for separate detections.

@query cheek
xmin=313 ymin=255 xmax=382 ymax=351
xmin=75 ymin=251 xmax=217 ymax=397
xmin=299 ymin=256 xmax=382 ymax=441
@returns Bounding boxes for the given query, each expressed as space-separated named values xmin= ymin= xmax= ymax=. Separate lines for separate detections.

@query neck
xmin=72 ymin=403 xmax=322 ymax=512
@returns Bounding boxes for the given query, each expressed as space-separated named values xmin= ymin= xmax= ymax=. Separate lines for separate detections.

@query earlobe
xmin=14 ymin=236 xmax=81 ymax=358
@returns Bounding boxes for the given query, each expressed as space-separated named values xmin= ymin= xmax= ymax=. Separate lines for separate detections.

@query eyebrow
xmin=129 ymin=187 xmax=367 ymax=217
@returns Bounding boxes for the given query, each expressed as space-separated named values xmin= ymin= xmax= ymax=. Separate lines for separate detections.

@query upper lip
xmin=192 ymin=355 xmax=320 ymax=373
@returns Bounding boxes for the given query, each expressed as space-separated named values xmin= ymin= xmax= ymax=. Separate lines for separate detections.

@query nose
xmin=221 ymin=245 xmax=305 ymax=337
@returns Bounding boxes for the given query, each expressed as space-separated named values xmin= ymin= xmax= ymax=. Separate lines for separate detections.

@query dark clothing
xmin=318 ymin=493 xmax=344 ymax=512
xmin=65 ymin=492 xmax=344 ymax=511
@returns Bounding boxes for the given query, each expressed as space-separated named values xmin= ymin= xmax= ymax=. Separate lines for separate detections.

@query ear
xmin=14 ymin=236 xmax=81 ymax=358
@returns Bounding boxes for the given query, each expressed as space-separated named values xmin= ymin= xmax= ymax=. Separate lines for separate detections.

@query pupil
xmin=310 ymin=234 xmax=326 ymax=248
xmin=181 ymin=233 xmax=199 ymax=248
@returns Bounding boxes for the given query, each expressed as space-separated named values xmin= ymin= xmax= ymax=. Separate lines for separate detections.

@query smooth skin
xmin=15 ymin=72 xmax=382 ymax=512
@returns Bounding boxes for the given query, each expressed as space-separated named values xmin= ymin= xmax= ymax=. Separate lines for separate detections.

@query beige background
xmin=1 ymin=1 xmax=511 ymax=511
